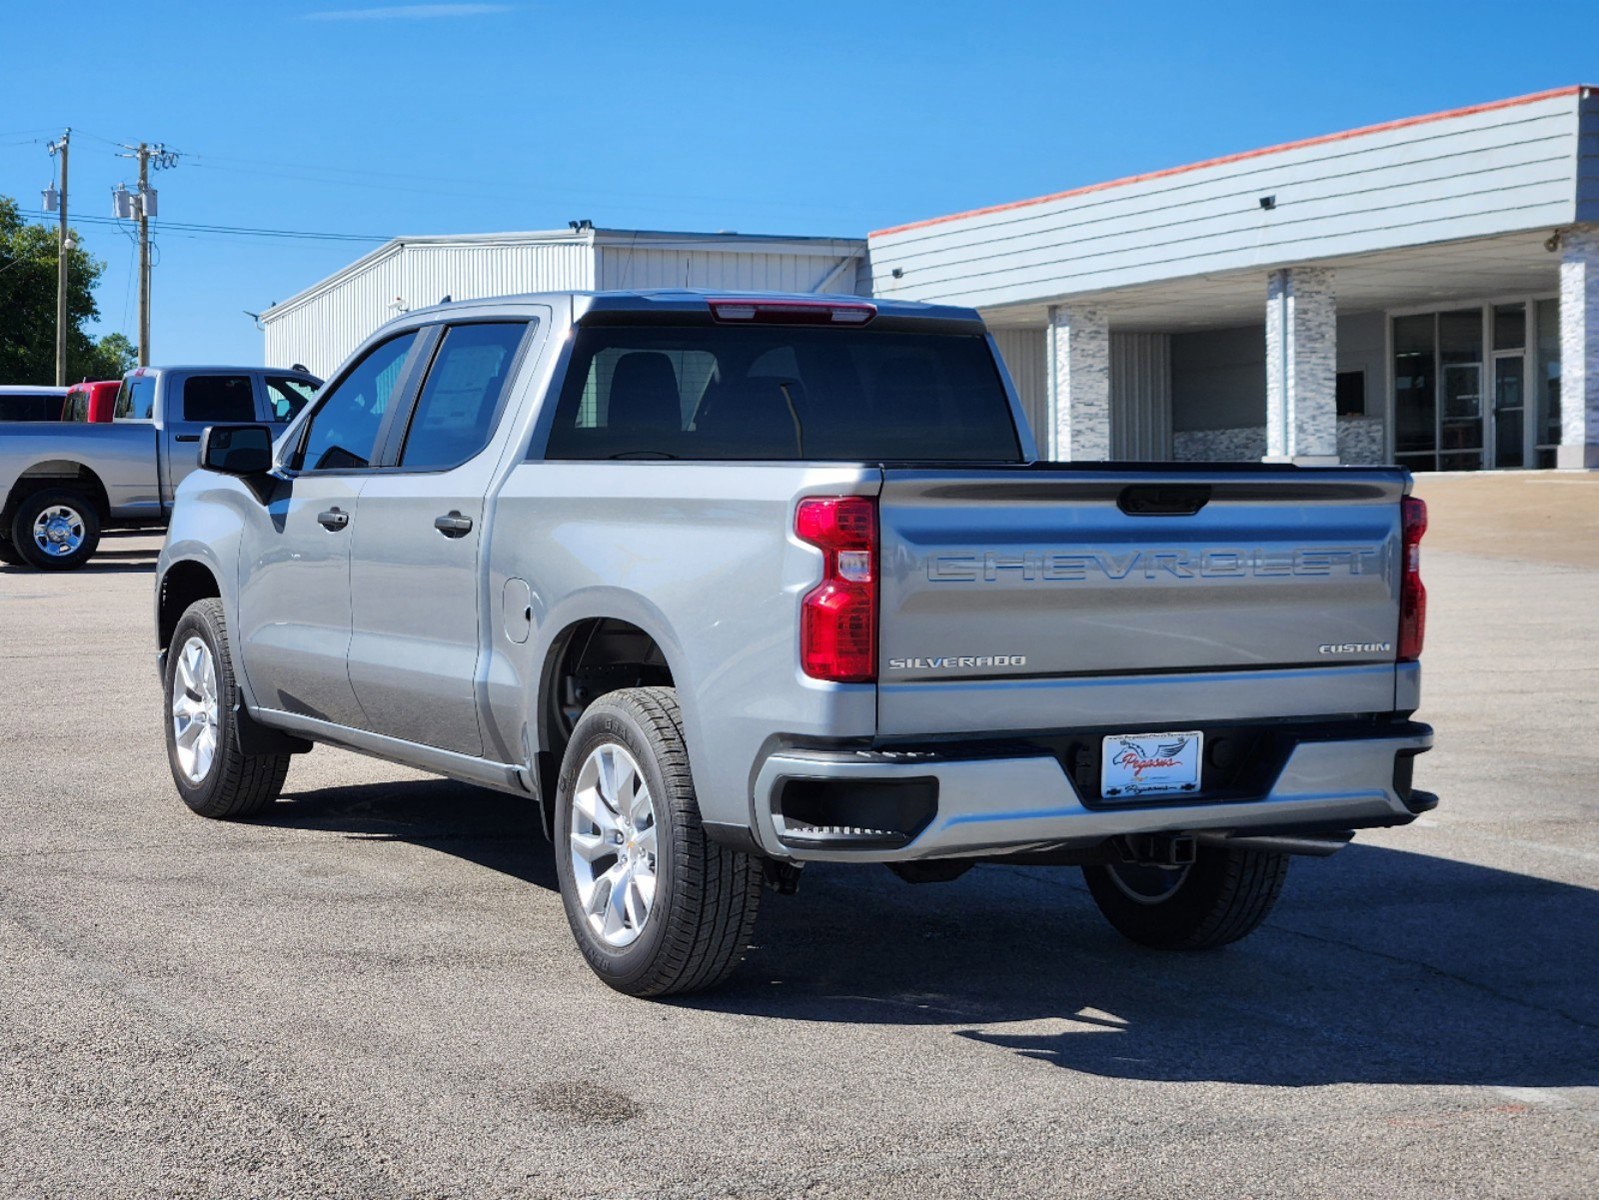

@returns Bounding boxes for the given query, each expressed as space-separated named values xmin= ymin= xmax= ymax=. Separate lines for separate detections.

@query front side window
xmin=398 ymin=323 xmax=527 ymax=469
xmin=297 ymin=332 xmax=419 ymax=471
xmin=265 ymin=376 xmax=316 ymax=424
xmin=114 ymin=376 xmax=157 ymax=420
xmin=183 ymin=375 xmax=256 ymax=423
xmin=543 ymin=323 xmax=1021 ymax=463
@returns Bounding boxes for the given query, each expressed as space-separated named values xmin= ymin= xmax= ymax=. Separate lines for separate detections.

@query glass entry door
xmin=1393 ymin=304 xmax=1532 ymax=471
xmin=1493 ymin=353 xmax=1525 ymax=468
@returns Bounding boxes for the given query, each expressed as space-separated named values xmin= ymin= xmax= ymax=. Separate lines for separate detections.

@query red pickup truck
xmin=63 ymin=380 xmax=121 ymax=424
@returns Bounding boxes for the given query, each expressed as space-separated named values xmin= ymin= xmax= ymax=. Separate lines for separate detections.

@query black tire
xmin=164 ymin=598 xmax=291 ymax=820
xmin=0 ymin=536 xmax=23 ymax=567
xmin=1083 ymin=844 xmax=1290 ymax=950
xmin=9 ymin=487 xmax=102 ymax=571
xmin=553 ymin=686 xmax=761 ymax=997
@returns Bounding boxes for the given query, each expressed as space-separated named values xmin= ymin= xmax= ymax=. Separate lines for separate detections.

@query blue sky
xmin=3 ymin=0 xmax=1596 ymax=367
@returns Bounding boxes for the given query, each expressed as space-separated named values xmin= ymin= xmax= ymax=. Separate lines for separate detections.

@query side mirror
xmin=199 ymin=424 xmax=274 ymax=476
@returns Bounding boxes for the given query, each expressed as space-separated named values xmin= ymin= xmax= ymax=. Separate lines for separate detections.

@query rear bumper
xmin=749 ymin=722 xmax=1433 ymax=863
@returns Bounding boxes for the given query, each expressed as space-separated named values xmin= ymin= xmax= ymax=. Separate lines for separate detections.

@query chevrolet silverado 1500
xmin=154 ymin=291 xmax=1434 ymax=996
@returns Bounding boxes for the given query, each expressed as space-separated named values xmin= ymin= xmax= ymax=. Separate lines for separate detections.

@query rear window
xmin=0 ymin=393 xmax=64 ymax=421
xmin=542 ymin=323 xmax=1021 ymax=462
xmin=183 ymin=375 xmax=256 ymax=423
xmin=114 ymin=376 xmax=157 ymax=420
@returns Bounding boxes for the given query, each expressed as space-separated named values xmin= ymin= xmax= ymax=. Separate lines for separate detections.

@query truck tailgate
xmin=876 ymin=466 xmax=1408 ymax=732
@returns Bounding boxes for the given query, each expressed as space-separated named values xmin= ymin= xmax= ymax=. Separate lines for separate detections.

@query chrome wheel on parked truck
xmin=554 ymin=687 xmax=761 ymax=996
xmin=567 ymin=741 xmax=661 ymax=948
xmin=170 ymin=636 xmax=221 ymax=784
xmin=9 ymin=488 xmax=101 ymax=571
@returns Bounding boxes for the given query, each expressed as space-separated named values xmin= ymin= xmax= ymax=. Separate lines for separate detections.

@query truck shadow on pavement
xmin=258 ymin=778 xmax=1599 ymax=1090
xmin=262 ymin=777 xmax=557 ymax=890
xmin=708 ymin=845 xmax=1599 ymax=1091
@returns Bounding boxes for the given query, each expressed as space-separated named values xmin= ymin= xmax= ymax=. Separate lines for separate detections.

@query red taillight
xmin=796 ymin=496 xmax=877 ymax=683
xmin=1399 ymin=496 xmax=1427 ymax=661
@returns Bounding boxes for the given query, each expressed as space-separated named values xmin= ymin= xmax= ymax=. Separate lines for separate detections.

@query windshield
xmin=543 ymin=322 xmax=1022 ymax=462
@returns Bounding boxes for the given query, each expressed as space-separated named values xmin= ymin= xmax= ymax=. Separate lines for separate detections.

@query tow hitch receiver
xmin=1116 ymin=834 xmax=1197 ymax=868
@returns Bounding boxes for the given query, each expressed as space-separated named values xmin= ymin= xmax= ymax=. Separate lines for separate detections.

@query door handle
xmin=174 ymin=434 xmax=200 ymax=443
xmin=317 ymin=507 xmax=350 ymax=531
xmin=434 ymin=511 xmax=473 ymax=538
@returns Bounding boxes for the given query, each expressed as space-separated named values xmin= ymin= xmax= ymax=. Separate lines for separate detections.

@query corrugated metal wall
xmin=264 ymin=248 xmax=405 ymax=376
xmin=990 ymin=327 xmax=1048 ymax=449
xmin=595 ymin=246 xmax=864 ymax=294
xmin=264 ymin=239 xmax=592 ymax=376
xmin=1111 ymin=332 xmax=1172 ymax=459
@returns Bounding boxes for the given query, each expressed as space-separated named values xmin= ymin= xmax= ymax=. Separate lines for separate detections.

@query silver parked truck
xmin=154 ymin=292 xmax=1434 ymax=997
xmin=0 ymin=365 xmax=318 ymax=569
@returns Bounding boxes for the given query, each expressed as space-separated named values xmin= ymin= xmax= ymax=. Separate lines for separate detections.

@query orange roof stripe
xmin=870 ymin=85 xmax=1589 ymax=240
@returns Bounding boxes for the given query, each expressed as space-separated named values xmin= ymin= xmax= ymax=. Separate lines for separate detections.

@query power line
xmin=17 ymin=208 xmax=390 ymax=244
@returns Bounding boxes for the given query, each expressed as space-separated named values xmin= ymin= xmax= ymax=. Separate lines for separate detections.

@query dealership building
xmin=264 ymin=85 xmax=1599 ymax=470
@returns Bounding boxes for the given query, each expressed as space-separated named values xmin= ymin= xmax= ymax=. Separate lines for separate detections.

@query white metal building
xmin=870 ymin=84 xmax=1599 ymax=472
xmin=261 ymin=228 xmax=867 ymax=377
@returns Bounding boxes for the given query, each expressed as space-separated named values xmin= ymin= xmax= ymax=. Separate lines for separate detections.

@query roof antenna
xmin=440 ymin=294 xmax=452 ymax=304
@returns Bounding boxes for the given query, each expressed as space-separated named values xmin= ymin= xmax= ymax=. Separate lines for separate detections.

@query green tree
xmin=0 ymin=195 xmax=136 ymax=385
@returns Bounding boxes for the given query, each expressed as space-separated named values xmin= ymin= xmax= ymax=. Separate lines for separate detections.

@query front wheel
xmin=164 ymin=598 xmax=291 ymax=819
xmin=553 ymin=687 xmax=761 ymax=997
xmin=1083 ymin=844 xmax=1290 ymax=949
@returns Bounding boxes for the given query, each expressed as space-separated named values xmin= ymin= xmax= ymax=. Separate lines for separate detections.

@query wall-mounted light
xmin=891 ymin=267 xmax=904 ymax=279
xmin=1259 ymin=195 xmax=1277 ymax=211
xmin=1545 ymin=231 xmax=1562 ymax=253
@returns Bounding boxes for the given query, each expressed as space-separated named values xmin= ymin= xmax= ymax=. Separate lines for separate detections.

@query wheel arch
xmin=534 ymin=613 xmax=686 ymax=835
xmin=2 ymin=460 xmax=111 ymax=528
xmin=157 ymin=558 xmax=224 ymax=652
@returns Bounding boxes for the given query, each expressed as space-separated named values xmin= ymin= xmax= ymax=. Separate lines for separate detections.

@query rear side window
xmin=399 ymin=322 xmax=527 ymax=470
xmin=542 ymin=323 xmax=1021 ymax=462
xmin=265 ymin=376 xmax=316 ymax=423
xmin=0 ymin=393 xmax=63 ymax=421
xmin=183 ymin=375 xmax=256 ymax=423
xmin=297 ymin=331 xmax=419 ymax=471
xmin=115 ymin=376 xmax=157 ymax=420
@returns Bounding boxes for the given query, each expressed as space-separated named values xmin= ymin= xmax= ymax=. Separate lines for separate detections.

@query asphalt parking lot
xmin=2 ymin=474 xmax=1597 ymax=1199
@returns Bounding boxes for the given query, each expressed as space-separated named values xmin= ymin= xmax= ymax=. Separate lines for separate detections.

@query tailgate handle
xmin=1118 ymin=484 xmax=1211 ymax=517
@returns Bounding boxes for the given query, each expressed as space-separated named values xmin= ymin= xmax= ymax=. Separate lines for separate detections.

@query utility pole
xmin=49 ymin=129 xmax=70 ymax=385
xmin=113 ymin=142 xmax=176 ymax=367
xmin=137 ymin=143 xmax=150 ymax=366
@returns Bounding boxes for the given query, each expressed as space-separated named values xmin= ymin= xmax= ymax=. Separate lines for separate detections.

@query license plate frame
xmin=1100 ymin=730 xmax=1204 ymax=800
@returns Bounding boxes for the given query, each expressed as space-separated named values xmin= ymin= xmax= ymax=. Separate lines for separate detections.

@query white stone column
xmin=1046 ymin=304 xmax=1110 ymax=461
xmin=1558 ymin=226 xmax=1599 ymax=470
xmin=1263 ymin=267 xmax=1338 ymax=464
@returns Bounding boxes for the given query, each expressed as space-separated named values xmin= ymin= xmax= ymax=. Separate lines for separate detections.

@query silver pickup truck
xmin=0 ymin=365 xmax=318 ymax=569
xmin=154 ymin=291 xmax=1434 ymax=997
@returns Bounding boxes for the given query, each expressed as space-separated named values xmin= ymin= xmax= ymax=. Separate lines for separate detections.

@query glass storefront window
xmin=1393 ymin=314 xmax=1436 ymax=470
xmin=1493 ymin=303 xmax=1526 ymax=351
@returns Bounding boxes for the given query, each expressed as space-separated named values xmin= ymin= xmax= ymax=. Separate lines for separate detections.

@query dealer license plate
xmin=1100 ymin=731 xmax=1204 ymax=799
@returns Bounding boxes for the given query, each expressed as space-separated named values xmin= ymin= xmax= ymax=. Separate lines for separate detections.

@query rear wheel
xmin=1083 ymin=844 xmax=1289 ymax=949
xmin=164 ymin=598 xmax=291 ymax=819
xmin=554 ymin=686 xmax=761 ymax=997
xmin=10 ymin=488 xmax=101 ymax=570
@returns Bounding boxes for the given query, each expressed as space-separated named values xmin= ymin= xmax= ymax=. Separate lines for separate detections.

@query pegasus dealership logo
xmin=925 ymin=546 xmax=1385 ymax=583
